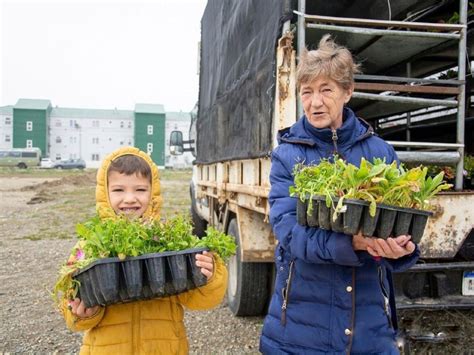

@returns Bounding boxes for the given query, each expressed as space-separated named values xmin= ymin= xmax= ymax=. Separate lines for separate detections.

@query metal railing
xmin=296 ymin=0 xmax=468 ymax=189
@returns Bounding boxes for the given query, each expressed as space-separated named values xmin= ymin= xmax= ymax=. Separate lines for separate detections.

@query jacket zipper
xmin=281 ymin=260 xmax=295 ymax=326
xmin=378 ymin=266 xmax=393 ymax=329
xmin=332 ymin=129 xmax=339 ymax=156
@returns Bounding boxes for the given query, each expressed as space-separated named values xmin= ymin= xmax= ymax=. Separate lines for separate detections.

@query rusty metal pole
xmin=456 ymin=0 xmax=468 ymax=190
xmin=296 ymin=0 xmax=306 ymax=119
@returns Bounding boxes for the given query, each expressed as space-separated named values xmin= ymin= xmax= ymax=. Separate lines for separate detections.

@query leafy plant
xmin=291 ymin=156 xmax=452 ymax=220
xmin=464 ymin=155 xmax=474 ymax=179
xmin=53 ymin=215 xmax=236 ymax=304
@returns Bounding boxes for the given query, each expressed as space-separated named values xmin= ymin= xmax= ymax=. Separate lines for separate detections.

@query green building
xmin=12 ymin=99 xmax=52 ymax=156
xmin=134 ymin=104 xmax=166 ymax=167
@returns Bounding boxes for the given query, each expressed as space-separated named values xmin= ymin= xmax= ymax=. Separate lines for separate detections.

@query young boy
xmin=61 ymin=146 xmax=228 ymax=354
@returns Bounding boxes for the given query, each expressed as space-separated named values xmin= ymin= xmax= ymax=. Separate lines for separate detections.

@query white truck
xmin=171 ymin=0 xmax=474 ymax=330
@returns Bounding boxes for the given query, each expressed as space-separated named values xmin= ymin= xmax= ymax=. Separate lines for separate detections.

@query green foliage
xmin=53 ymin=215 xmax=236 ymax=303
xmin=447 ymin=2 xmax=474 ymax=24
xmin=464 ymin=155 xmax=474 ymax=178
xmin=292 ymin=156 xmax=452 ymax=219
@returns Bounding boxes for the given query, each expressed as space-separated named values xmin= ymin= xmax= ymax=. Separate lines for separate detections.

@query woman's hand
xmin=352 ymin=232 xmax=376 ymax=251
xmin=196 ymin=251 xmax=214 ymax=279
xmin=366 ymin=235 xmax=416 ymax=259
xmin=68 ymin=298 xmax=99 ymax=318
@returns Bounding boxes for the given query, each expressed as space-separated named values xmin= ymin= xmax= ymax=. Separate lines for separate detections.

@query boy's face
xmin=107 ymin=171 xmax=151 ymax=218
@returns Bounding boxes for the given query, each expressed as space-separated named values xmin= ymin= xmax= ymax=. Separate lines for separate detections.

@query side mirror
xmin=170 ymin=130 xmax=184 ymax=155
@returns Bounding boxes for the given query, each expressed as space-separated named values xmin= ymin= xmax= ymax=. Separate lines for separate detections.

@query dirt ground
xmin=0 ymin=169 xmax=262 ymax=354
xmin=0 ymin=168 xmax=473 ymax=354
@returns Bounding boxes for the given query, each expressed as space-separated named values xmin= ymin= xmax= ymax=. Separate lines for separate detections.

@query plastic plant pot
xmin=144 ymin=256 xmax=166 ymax=298
xmin=167 ymin=254 xmax=188 ymax=294
xmin=75 ymin=269 xmax=98 ymax=308
xmin=376 ymin=206 xmax=398 ymax=238
xmin=187 ymin=252 xmax=208 ymax=288
xmin=296 ymin=198 xmax=307 ymax=226
xmin=342 ymin=199 xmax=368 ymax=235
xmin=305 ymin=198 xmax=318 ymax=228
xmin=318 ymin=198 xmax=332 ymax=230
xmin=361 ymin=206 xmax=381 ymax=237
xmin=93 ymin=262 xmax=120 ymax=305
xmin=392 ymin=210 xmax=413 ymax=237
xmin=121 ymin=259 xmax=143 ymax=300
xmin=410 ymin=211 xmax=432 ymax=243
xmin=330 ymin=206 xmax=344 ymax=233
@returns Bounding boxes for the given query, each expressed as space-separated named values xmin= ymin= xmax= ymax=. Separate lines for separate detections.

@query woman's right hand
xmin=68 ymin=298 xmax=99 ymax=318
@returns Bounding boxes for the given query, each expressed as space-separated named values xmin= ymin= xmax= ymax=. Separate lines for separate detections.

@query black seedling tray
xmin=74 ymin=248 xmax=208 ymax=308
xmin=296 ymin=195 xmax=432 ymax=243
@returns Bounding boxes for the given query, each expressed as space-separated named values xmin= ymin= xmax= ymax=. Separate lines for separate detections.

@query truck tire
xmin=191 ymin=204 xmax=207 ymax=237
xmin=227 ymin=218 xmax=271 ymax=316
xmin=17 ymin=163 xmax=27 ymax=169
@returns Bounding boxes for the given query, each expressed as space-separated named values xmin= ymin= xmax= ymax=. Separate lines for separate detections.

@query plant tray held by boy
xmin=74 ymin=248 xmax=208 ymax=308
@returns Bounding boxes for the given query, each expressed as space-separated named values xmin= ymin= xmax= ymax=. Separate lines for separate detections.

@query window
xmin=120 ymin=141 xmax=124 ymax=145
xmin=26 ymin=121 xmax=33 ymax=131
xmin=69 ymin=136 xmax=77 ymax=144
xmin=128 ymin=139 xmax=132 ymax=145
xmin=92 ymin=120 xmax=100 ymax=128
xmin=26 ymin=139 xmax=33 ymax=148
xmin=5 ymin=135 xmax=11 ymax=142
xmin=120 ymin=121 xmax=124 ymax=128
xmin=92 ymin=154 xmax=100 ymax=161
xmin=128 ymin=121 xmax=132 ymax=129
xmin=147 ymin=143 xmax=153 ymax=154
xmin=22 ymin=152 xmax=37 ymax=158
xmin=56 ymin=153 xmax=61 ymax=160
xmin=55 ymin=120 xmax=62 ymax=127
xmin=56 ymin=136 xmax=62 ymax=143
xmin=92 ymin=137 xmax=99 ymax=144
xmin=5 ymin=117 xmax=11 ymax=125
xmin=147 ymin=125 xmax=153 ymax=135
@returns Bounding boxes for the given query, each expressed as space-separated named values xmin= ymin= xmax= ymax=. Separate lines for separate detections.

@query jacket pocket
xmin=377 ymin=265 xmax=393 ymax=329
xmin=281 ymin=260 xmax=295 ymax=326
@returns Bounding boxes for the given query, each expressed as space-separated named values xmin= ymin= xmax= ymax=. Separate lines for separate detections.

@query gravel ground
xmin=1 ymin=169 xmax=473 ymax=354
xmin=0 ymin=170 xmax=262 ymax=354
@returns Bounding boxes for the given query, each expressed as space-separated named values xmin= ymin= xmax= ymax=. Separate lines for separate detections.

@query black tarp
xmin=197 ymin=0 xmax=292 ymax=163
xmin=196 ymin=0 xmax=453 ymax=163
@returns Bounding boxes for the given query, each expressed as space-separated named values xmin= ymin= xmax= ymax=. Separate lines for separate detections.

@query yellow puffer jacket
xmin=61 ymin=147 xmax=228 ymax=354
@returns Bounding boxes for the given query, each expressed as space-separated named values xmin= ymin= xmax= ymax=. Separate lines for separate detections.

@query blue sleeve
xmin=269 ymin=148 xmax=362 ymax=266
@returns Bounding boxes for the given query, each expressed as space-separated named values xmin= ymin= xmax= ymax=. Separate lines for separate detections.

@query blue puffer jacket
xmin=260 ymin=108 xmax=420 ymax=354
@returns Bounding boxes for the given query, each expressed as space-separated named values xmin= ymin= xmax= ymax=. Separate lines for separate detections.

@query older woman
xmin=259 ymin=35 xmax=419 ymax=354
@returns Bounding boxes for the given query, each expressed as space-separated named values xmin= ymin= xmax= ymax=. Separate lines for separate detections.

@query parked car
xmin=54 ymin=159 xmax=86 ymax=169
xmin=40 ymin=158 xmax=56 ymax=169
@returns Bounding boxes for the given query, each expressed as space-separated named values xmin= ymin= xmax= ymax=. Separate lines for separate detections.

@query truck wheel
xmin=190 ymin=185 xmax=207 ymax=237
xmin=17 ymin=163 xmax=27 ymax=169
xmin=227 ymin=218 xmax=271 ymax=316
xmin=191 ymin=204 xmax=207 ymax=237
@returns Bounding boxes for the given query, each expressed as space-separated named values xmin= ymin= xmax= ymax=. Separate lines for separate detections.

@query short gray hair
xmin=296 ymin=34 xmax=361 ymax=91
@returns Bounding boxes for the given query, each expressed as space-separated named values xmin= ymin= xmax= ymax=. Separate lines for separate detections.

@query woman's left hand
xmin=366 ymin=235 xmax=416 ymax=259
xmin=196 ymin=251 xmax=214 ymax=279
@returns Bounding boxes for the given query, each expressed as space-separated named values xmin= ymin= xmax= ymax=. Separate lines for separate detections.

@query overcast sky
xmin=1 ymin=0 xmax=207 ymax=112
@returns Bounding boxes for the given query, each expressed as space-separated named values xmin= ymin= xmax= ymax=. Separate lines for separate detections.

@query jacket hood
xmin=277 ymin=107 xmax=374 ymax=149
xmin=95 ymin=146 xmax=162 ymax=220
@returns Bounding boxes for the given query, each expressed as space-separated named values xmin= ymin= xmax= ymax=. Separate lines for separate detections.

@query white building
xmin=0 ymin=99 xmax=193 ymax=169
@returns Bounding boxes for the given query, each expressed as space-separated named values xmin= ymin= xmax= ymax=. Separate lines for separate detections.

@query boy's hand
xmin=68 ymin=298 xmax=99 ymax=318
xmin=196 ymin=251 xmax=214 ymax=280
xmin=366 ymin=235 xmax=416 ymax=259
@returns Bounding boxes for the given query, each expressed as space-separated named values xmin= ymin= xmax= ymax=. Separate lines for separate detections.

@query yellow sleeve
xmin=60 ymin=299 xmax=105 ymax=332
xmin=176 ymin=255 xmax=228 ymax=310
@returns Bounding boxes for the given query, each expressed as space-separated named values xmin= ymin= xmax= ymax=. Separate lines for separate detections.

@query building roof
xmin=166 ymin=111 xmax=191 ymax=121
xmin=15 ymin=98 xmax=52 ymax=110
xmin=51 ymin=107 xmax=134 ymax=120
xmin=135 ymin=103 xmax=165 ymax=114
xmin=0 ymin=105 xmax=13 ymax=115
